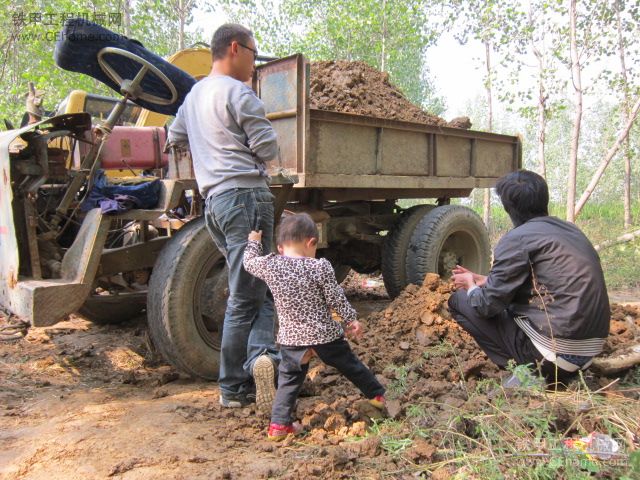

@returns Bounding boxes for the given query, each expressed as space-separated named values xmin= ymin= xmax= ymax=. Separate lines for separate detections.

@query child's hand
xmin=248 ymin=230 xmax=262 ymax=242
xmin=345 ymin=320 xmax=363 ymax=339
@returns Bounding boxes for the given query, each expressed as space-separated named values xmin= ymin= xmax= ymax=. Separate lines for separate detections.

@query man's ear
xmin=307 ymin=237 xmax=318 ymax=248
xmin=277 ymin=245 xmax=284 ymax=254
xmin=228 ymin=40 xmax=238 ymax=56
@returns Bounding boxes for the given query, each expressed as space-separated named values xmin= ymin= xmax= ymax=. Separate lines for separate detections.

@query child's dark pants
xmin=271 ymin=337 xmax=385 ymax=425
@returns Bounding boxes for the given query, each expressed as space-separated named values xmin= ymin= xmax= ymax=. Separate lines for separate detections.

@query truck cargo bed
xmin=256 ymin=55 xmax=521 ymax=200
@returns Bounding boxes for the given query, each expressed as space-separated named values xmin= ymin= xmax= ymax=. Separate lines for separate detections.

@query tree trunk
xmin=595 ymin=229 xmax=640 ymax=252
xmin=616 ymin=1 xmax=632 ymax=228
xmin=380 ymin=0 xmax=387 ymax=71
xmin=123 ymin=0 xmax=131 ymax=37
xmin=574 ymin=96 xmax=640 ymax=218
xmin=567 ymin=0 xmax=582 ymax=223
xmin=178 ymin=0 xmax=186 ymax=51
xmin=533 ymin=48 xmax=547 ymax=178
xmin=483 ymin=41 xmax=492 ymax=232
xmin=623 ymin=140 xmax=632 ymax=227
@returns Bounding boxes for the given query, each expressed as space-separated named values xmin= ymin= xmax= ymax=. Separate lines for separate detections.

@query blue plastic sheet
xmin=54 ymin=18 xmax=196 ymax=116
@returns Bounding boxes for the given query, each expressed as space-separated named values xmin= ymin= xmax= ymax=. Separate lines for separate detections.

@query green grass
xmin=366 ymin=369 xmax=640 ymax=478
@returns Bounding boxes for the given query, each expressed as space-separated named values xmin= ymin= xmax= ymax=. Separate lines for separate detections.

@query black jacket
xmin=469 ymin=216 xmax=610 ymax=340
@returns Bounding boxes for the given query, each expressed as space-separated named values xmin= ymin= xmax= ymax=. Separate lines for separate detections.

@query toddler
xmin=243 ymin=213 xmax=385 ymax=440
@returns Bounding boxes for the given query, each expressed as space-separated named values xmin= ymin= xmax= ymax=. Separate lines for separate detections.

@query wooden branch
xmin=574 ymin=95 xmax=640 ymax=218
xmin=594 ymin=229 xmax=640 ymax=251
xmin=591 ymin=344 xmax=640 ymax=376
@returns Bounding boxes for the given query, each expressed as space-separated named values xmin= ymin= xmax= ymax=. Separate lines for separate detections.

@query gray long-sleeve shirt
xmin=168 ymin=75 xmax=278 ymax=199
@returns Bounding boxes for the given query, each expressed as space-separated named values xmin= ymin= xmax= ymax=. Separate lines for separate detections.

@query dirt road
xmin=1 ymin=273 xmax=638 ymax=479
xmin=0 ymin=275 xmax=396 ymax=479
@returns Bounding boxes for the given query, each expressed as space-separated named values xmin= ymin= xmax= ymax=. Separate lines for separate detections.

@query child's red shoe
xmin=267 ymin=422 xmax=304 ymax=441
xmin=369 ymin=394 xmax=386 ymax=410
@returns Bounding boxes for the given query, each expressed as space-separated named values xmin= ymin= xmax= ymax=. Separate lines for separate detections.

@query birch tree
xmin=612 ymin=0 xmax=640 ymax=227
xmin=449 ymin=0 xmax=517 ymax=231
xmin=498 ymin=0 xmax=565 ymax=179
xmin=566 ymin=0 xmax=582 ymax=223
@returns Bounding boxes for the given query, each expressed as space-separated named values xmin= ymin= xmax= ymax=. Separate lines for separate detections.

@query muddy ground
xmin=1 ymin=272 xmax=639 ymax=479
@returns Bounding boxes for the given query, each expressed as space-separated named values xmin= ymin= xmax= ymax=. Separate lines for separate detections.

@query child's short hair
xmin=277 ymin=213 xmax=318 ymax=245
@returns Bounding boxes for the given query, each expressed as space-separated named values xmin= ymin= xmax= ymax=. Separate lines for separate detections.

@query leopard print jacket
xmin=243 ymin=240 xmax=357 ymax=346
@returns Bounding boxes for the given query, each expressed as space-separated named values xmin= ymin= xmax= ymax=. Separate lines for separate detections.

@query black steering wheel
xmin=97 ymin=47 xmax=178 ymax=106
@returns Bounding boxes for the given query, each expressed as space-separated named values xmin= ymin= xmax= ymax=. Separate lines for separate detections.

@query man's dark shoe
xmin=253 ymin=355 xmax=276 ymax=415
xmin=219 ymin=394 xmax=254 ymax=408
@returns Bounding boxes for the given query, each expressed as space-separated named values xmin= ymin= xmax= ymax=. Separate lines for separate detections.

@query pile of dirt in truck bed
xmin=309 ymin=60 xmax=448 ymax=127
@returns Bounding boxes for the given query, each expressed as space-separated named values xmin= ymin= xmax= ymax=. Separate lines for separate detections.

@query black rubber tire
xmin=381 ymin=204 xmax=435 ymax=298
xmin=406 ymin=205 xmax=491 ymax=286
xmin=333 ymin=263 xmax=352 ymax=284
xmin=147 ymin=217 xmax=226 ymax=380
xmin=79 ymin=292 xmax=146 ymax=325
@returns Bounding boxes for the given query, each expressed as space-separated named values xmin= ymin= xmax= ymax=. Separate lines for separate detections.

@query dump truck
xmin=1 ymin=26 xmax=521 ymax=380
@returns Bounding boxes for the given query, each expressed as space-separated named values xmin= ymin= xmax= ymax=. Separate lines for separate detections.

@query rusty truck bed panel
xmin=256 ymin=54 xmax=521 ymax=198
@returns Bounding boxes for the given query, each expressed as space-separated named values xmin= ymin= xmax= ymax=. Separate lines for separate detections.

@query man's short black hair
xmin=495 ymin=170 xmax=549 ymax=227
xmin=277 ymin=213 xmax=318 ymax=246
xmin=210 ymin=24 xmax=253 ymax=60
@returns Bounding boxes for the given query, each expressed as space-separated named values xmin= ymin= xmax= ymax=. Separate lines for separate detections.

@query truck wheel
xmin=79 ymin=292 xmax=146 ymax=325
xmin=381 ymin=204 xmax=434 ymax=298
xmin=406 ymin=205 xmax=490 ymax=285
xmin=333 ymin=263 xmax=352 ymax=284
xmin=147 ymin=218 xmax=226 ymax=380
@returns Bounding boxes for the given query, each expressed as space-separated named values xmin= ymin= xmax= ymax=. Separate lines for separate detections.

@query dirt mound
xmin=296 ymin=275 xmax=640 ymax=442
xmin=310 ymin=60 xmax=448 ymax=126
xmin=291 ymin=274 xmax=501 ymax=446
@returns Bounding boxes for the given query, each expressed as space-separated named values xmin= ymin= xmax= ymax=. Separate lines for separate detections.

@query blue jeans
xmin=204 ymin=186 xmax=280 ymax=399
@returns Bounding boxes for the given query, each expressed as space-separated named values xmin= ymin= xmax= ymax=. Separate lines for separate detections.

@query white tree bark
xmin=566 ymin=0 xmax=582 ymax=223
xmin=574 ymin=96 xmax=640 ymax=218
xmin=483 ymin=41 xmax=493 ymax=232
xmin=534 ymin=48 xmax=547 ymax=178
xmin=179 ymin=0 xmax=186 ymax=51
xmin=616 ymin=1 xmax=633 ymax=228
xmin=381 ymin=0 xmax=387 ymax=72
xmin=123 ymin=0 xmax=131 ymax=37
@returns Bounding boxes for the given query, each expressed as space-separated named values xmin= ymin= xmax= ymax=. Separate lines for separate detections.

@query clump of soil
xmin=340 ymin=270 xmax=388 ymax=300
xmin=309 ymin=60 xmax=448 ymax=127
xmin=603 ymin=303 xmax=640 ymax=353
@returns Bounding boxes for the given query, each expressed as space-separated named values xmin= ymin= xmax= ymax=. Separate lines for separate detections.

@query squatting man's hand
xmin=248 ymin=230 xmax=262 ymax=242
xmin=345 ymin=320 xmax=363 ymax=339
xmin=451 ymin=264 xmax=487 ymax=290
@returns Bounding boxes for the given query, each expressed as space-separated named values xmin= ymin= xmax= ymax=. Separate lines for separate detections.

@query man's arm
xmin=467 ymin=235 xmax=531 ymax=317
xmin=232 ymin=90 xmax=278 ymax=163
xmin=167 ymin=106 xmax=189 ymax=145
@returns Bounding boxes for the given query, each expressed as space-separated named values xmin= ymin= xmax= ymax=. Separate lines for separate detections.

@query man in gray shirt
xmin=168 ymin=24 xmax=279 ymax=411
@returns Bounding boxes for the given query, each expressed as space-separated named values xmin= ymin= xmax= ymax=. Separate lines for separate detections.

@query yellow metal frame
xmin=135 ymin=47 xmax=212 ymax=127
